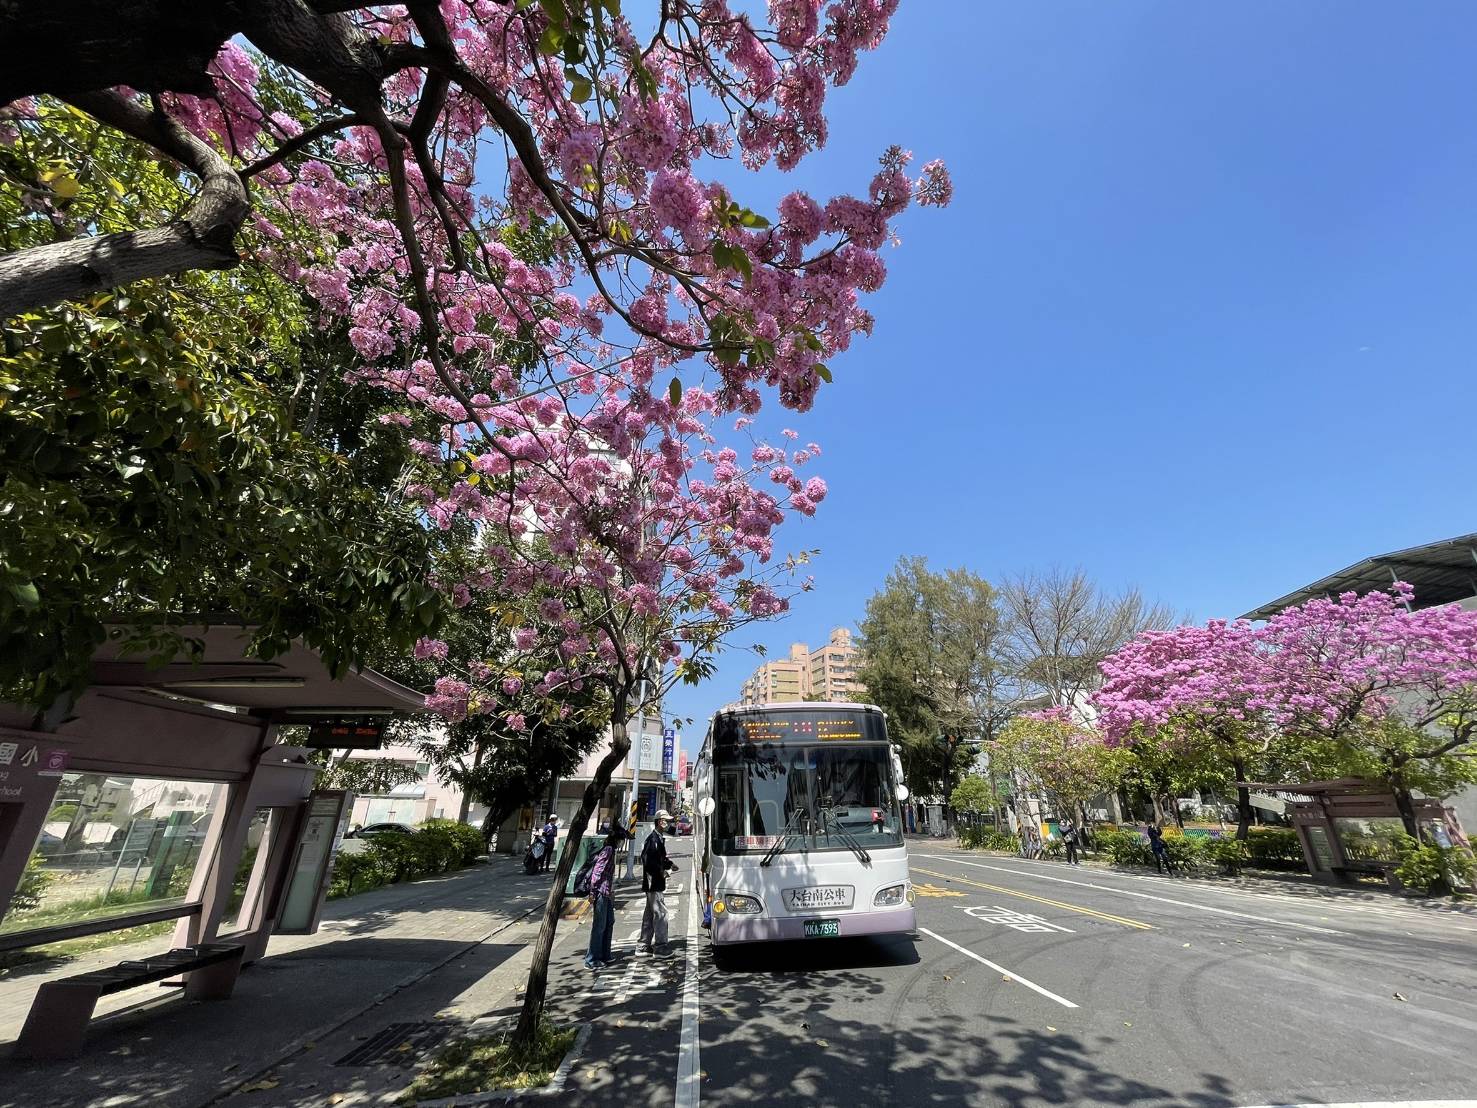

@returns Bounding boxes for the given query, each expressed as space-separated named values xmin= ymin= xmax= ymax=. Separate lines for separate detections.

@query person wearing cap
xmin=640 ymin=809 xmax=680 ymax=955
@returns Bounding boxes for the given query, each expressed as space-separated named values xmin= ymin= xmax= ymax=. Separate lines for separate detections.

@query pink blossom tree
xmin=1255 ymin=584 xmax=1477 ymax=835
xmin=1 ymin=2 xmax=950 ymax=1047
xmin=1094 ymin=620 xmax=1275 ymax=839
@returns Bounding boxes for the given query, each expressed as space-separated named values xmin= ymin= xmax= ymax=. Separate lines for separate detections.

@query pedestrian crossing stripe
xmin=913 ymin=882 xmax=966 ymax=898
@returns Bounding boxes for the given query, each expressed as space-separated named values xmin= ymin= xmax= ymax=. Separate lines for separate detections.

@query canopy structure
xmin=88 ymin=623 xmax=424 ymax=721
xmin=1241 ymin=532 xmax=1477 ymax=620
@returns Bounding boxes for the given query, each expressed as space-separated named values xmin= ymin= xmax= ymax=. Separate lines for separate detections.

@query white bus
xmin=693 ymin=702 xmax=916 ymax=950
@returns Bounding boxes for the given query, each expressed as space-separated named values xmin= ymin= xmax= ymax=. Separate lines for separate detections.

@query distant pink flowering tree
xmin=1255 ymin=584 xmax=1477 ymax=835
xmin=1094 ymin=620 xmax=1275 ymax=839
xmin=1097 ymin=585 xmax=1477 ymax=839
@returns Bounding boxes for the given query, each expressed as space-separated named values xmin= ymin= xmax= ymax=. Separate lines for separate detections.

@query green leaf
xmin=538 ymin=0 xmax=569 ymax=25
xmin=8 ymin=581 xmax=40 ymax=610
xmin=738 ymin=210 xmax=770 ymax=229
xmin=712 ymin=243 xmax=751 ymax=281
xmin=668 ymin=377 xmax=683 ymax=405
xmin=538 ymin=24 xmax=565 ymax=54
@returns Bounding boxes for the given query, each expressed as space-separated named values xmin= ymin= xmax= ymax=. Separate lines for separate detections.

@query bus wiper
xmin=761 ymin=807 xmax=808 ymax=867
xmin=818 ymin=805 xmax=872 ymax=866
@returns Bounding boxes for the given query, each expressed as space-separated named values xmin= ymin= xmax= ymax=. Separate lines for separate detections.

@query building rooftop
xmin=1241 ymin=532 xmax=1477 ymax=620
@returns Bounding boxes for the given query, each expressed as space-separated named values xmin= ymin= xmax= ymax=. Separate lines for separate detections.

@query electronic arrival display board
xmin=714 ymin=708 xmax=886 ymax=746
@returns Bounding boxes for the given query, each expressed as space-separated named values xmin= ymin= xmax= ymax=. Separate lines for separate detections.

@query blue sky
xmin=666 ymin=1 xmax=1477 ymax=754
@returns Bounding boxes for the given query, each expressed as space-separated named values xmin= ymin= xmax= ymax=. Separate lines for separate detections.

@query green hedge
xmin=1394 ymin=834 xmax=1477 ymax=895
xmin=329 ymin=819 xmax=486 ymax=899
xmin=958 ymin=827 xmax=1021 ymax=852
xmin=1243 ymin=828 xmax=1302 ymax=869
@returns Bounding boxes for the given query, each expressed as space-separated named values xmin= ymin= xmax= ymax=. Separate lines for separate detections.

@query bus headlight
xmin=722 ymin=893 xmax=763 ymax=914
xmin=874 ymin=883 xmax=909 ymax=907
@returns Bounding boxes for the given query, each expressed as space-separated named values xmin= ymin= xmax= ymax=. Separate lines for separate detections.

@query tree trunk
xmin=1230 ymin=755 xmax=1253 ymax=841
xmin=1391 ymin=781 xmax=1420 ymax=840
xmin=511 ymin=706 xmax=631 ymax=1049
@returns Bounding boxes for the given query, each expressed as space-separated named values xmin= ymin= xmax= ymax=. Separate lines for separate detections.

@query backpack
xmin=573 ymin=853 xmax=597 ymax=896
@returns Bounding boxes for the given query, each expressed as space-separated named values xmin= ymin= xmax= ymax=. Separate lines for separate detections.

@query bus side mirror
xmin=896 ymin=786 xmax=910 ymax=802
xmin=697 ymin=797 xmax=715 ymax=817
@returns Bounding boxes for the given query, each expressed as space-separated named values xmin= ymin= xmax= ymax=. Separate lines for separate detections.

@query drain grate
xmin=333 ymin=1021 xmax=454 ymax=1066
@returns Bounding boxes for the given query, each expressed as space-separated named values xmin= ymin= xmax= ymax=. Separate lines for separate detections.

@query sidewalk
xmin=218 ymin=860 xmax=697 ymax=1108
xmin=0 ymin=849 xmax=700 ymax=1108
xmin=0 ymin=856 xmax=556 ymax=1108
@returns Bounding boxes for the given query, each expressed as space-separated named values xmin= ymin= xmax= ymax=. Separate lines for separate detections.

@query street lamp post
xmin=623 ymin=713 xmax=646 ymax=880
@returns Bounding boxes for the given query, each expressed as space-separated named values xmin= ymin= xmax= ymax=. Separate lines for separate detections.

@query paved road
xmin=693 ymin=843 xmax=1477 ymax=1108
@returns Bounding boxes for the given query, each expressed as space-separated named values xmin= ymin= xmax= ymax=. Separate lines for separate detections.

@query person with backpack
xmin=581 ymin=826 xmax=627 ymax=970
xmin=640 ymin=809 xmax=680 ymax=955
xmin=1060 ymin=818 xmax=1081 ymax=865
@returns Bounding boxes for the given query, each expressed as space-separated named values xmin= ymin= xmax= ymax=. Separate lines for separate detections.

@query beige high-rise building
xmin=738 ymin=628 xmax=859 ymax=704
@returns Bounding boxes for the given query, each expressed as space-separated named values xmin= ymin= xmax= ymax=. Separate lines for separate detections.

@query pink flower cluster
xmin=1094 ymin=584 xmax=1477 ymax=748
xmin=113 ymin=3 xmax=949 ymax=723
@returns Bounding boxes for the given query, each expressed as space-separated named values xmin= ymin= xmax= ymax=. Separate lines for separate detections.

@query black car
xmin=347 ymin=822 xmax=417 ymax=838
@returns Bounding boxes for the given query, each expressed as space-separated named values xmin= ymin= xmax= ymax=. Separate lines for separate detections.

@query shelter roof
xmin=1240 ymin=532 xmax=1477 ymax=621
xmin=87 ymin=624 xmax=425 ymax=721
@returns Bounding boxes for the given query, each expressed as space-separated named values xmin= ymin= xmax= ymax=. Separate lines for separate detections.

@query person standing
xmin=1147 ymin=823 xmax=1174 ymax=875
xmin=584 ymin=827 xmax=625 ymax=969
xmin=1060 ymin=819 xmax=1081 ymax=865
xmin=640 ymin=809 xmax=680 ymax=955
xmin=540 ymin=813 xmax=559 ymax=873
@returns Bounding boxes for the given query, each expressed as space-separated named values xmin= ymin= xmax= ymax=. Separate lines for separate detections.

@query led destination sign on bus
xmin=715 ymin=709 xmax=885 ymax=745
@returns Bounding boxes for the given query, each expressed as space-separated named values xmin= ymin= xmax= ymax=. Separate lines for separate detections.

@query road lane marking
xmin=963 ymin=905 xmax=1075 ymax=933
xmin=1238 ymin=1101 xmax=1477 ymax=1107
xmin=917 ymin=856 xmax=1346 ymax=935
xmin=919 ymin=927 xmax=1079 ymax=1008
xmin=1001 ymin=857 xmax=1477 ymax=926
xmin=674 ymin=864 xmax=701 ymax=1108
xmin=912 ymin=882 xmax=966 ymax=898
xmin=913 ymin=866 xmax=1153 ymax=930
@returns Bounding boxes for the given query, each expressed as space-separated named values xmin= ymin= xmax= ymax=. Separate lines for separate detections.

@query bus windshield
xmin=712 ymin=741 xmax=903 ymax=856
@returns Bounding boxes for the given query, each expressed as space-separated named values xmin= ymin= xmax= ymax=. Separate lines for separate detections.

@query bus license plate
xmin=804 ymin=919 xmax=839 ymax=938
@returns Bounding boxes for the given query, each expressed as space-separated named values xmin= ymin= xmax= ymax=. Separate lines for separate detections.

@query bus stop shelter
xmin=0 ymin=625 xmax=423 ymax=982
xmin=1247 ymin=778 xmax=1467 ymax=887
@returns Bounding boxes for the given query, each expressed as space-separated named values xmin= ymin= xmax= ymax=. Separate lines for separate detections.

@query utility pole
xmin=623 ymin=711 xmax=648 ymax=880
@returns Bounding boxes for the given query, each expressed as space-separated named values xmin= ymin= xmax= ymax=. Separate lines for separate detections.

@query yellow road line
xmin=912 ymin=867 xmax=1154 ymax=931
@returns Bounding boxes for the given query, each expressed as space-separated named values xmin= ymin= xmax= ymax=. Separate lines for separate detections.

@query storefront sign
xmin=662 ymin=729 xmax=675 ymax=778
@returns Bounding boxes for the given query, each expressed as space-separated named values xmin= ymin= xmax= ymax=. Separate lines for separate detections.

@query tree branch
xmin=0 ymin=90 xmax=248 ymax=316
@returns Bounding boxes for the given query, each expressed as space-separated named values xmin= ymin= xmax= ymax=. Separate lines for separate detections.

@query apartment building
xmin=738 ymin=627 xmax=860 ymax=704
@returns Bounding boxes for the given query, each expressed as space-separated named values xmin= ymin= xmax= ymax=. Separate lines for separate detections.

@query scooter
xmin=523 ymin=830 xmax=545 ymax=874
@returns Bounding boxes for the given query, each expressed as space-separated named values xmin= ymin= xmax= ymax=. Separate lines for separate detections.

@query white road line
xmin=916 ymin=855 xmax=1347 ymax=936
xmin=919 ymin=927 xmax=1080 ymax=1009
xmin=1239 ymin=1102 xmax=1477 ymax=1108
xmin=1011 ymin=859 xmax=1474 ymax=924
xmin=674 ymin=864 xmax=702 ymax=1108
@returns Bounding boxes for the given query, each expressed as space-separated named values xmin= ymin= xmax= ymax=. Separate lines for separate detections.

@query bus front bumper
xmin=713 ymin=906 xmax=915 ymax=945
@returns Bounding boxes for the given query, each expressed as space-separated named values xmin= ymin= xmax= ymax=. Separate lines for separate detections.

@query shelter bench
xmin=16 ymin=941 xmax=246 ymax=1061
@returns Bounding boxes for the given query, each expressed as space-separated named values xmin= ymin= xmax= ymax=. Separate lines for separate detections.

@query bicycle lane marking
xmin=914 ymin=855 xmax=1348 ymax=936
xmin=912 ymin=866 xmax=1153 ymax=930
xmin=918 ymin=928 xmax=1080 ymax=1008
